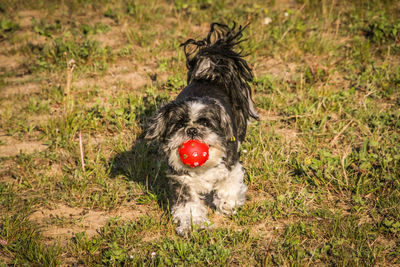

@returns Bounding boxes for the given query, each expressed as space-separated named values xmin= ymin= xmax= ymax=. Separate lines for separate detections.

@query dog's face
xmin=145 ymin=97 xmax=234 ymax=172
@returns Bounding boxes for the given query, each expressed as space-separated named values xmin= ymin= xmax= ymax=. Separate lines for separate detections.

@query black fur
xmin=169 ymin=179 xmax=192 ymax=205
xmin=179 ymin=22 xmax=258 ymax=141
xmin=145 ymin=100 xmax=190 ymax=141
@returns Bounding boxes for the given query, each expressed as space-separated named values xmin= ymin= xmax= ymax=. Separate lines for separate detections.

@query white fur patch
xmin=213 ymin=162 xmax=247 ymax=215
xmin=171 ymin=162 xmax=229 ymax=194
xmin=188 ymin=101 xmax=206 ymax=122
xmin=172 ymin=198 xmax=209 ymax=236
xmin=169 ymin=161 xmax=247 ymax=234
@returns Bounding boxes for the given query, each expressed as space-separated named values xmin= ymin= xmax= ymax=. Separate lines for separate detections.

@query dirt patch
xmin=274 ymin=127 xmax=299 ymax=143
xmin=254 ymin=58 xmax=298 ymax=80
xmin=29 ymin=203 xmax=145 ymax=241
xmin=28 ymin=114 xmax=51 ymax=125
xmin=0 ymin=54 xmax=25 ymax=71
xmin=256 ymin=109 xmax=301 ymax=145
xmin=271 ymin=0 xmax=298 ymax=10
xmin=14 ymin=31 xmax=49 ymax=48
xmin=0 ymin=134 xmax=47 ymax=157
xmin=113 ymin=72 xmax=149 ymax=89
xmin=4 ymin=74 xmax=35 ymax=84
xmin=74 ymin=66 xmax=150 ymax=92
xmin=210 ymin=213 xmax=237 ymax=230
xmin=17 ymin=10 xmax=43 ymax=28
xmin=92 ymin=29 xmax=124 ymax=49
xmin=257 ymin=108 xmax=280 ymax=121
xmin=91 ymin=20 xmax=133 ymax=49
xmin=0 ymin=83 xmax=41 ymax=97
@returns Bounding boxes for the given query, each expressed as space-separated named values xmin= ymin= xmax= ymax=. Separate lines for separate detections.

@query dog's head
xmin=144 ymin=97 xmax=234 ymax=171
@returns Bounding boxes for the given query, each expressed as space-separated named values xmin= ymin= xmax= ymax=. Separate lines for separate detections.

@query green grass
xmin=0 ymin=0 xmax=399 ymax=265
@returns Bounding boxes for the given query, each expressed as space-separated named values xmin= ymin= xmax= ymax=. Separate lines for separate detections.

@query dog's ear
xmin=144 ymin=102 xmax=176 ymax=141
xmin=194 ymin=58 xmax=213 ymax=80
xmin=219 ymin=107 xmax=235 ymax=141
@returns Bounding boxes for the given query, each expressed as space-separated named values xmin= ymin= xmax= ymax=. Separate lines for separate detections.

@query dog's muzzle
xmin=186 ymin=127 xmax=198 ymax=138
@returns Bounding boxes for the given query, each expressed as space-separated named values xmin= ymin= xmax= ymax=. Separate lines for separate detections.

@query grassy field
xmin=0 ymin=0 xmax=399 ymax=265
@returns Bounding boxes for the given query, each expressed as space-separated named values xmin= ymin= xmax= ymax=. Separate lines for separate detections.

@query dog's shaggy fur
xmin=145 ymin=22 xmax=257 ymax=236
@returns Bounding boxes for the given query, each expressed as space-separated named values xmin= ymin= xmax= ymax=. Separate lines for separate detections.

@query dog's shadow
xmin=108 ymin=94 xmax=171 ymax=210
xmin=109 ymin=139 xmax=170 ymax=208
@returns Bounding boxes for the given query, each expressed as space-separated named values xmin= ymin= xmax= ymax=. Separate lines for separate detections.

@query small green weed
xmin=363 ymin=12 xmax=400 ymax=44
xmin=0 ymin=213 xmax=61 ymax=266
xmin=32 ymin=18 xmax=61 ymax=38
xmin=0 ymin=18 xmax=18 ymax=40
xmin=81 ymin=23 xmax=111 ymax=36
xmin=29 ymin=37 xmax=112 ymax=73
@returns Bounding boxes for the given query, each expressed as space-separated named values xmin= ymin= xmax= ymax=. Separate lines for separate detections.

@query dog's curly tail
xmin=180 ymin=22 xmax=258 ymax=121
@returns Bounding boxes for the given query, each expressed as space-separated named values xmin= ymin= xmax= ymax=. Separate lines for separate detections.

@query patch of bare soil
xmin=257 ymin=108 xmax=280 ymax=121
xmin=112 ymin=72 xmax=149 ymax=89
xmin=257 ymin=109 xmax=301 ymax=145
xmin=74 ymin=63 xmax=151 ymax=92
xmin=17 ymin=10 xmax=43 ymax=28
xmin=92 ymin=24 xmax=125 ymax=49
xmin=271 ymin=0 xmax=298 ymax=10
xmin=14 ymin=31 xmax=49 ymax=47
xmin=0 ymin=134 xmax=47 ymax=157
xmin=73 ymin=73 xmax=149 ymax=95
xmin=210 ymin=212 xmax=238 ymax=230
xmin=29 ymin=203 xmax=146 ymax=241
xmin=0 ymin=83 xmax=41 ymax=97
xmin=28 ymin=114 xmax=52 ymax=125
xmin=254 ymin=58 xmax=298 ymax=80
xmin=274 ymin=127 xmax=300 ymax=143
xmin=0 ymin=54 xmax=25 ymax=71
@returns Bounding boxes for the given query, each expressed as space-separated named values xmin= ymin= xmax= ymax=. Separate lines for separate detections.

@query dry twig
xmin=330 ymin=119 xmax=354 ymax=146
xmin=79 ymin=131 xmax=85 ymax=172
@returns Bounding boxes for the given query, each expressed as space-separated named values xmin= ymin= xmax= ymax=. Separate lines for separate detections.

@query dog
xmin=144 ymin=22 xmax=258 ymax=236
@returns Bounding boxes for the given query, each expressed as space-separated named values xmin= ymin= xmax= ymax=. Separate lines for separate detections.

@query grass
xmin=0 ymin=0 xmax=399 ymax=265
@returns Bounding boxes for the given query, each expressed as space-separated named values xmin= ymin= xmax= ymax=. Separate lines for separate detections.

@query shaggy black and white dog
xmin=145 ymin=22 xmax=258 ymax=236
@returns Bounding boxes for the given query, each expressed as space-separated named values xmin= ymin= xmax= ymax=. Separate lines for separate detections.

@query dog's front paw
xmin=176 ymin=217 xmax=211 ymax=236
xmin=176 ymin=223 xmax=191 ymax=237
xmin=213 ymin=170 xmax=247 ymax=216
xmin=214 ymin=197 xmax=237 ymax=216
xmin=175 ymin=217 xmax=211 ymax=237
xmin=172 ymin=201 xmax=210 ymax=236
xmin=213 ymin=189 xmax=246 ymax=216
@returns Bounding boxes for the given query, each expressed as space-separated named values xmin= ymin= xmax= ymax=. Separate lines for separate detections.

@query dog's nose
xmin=186 ymin=127 xmax=198 ymax=137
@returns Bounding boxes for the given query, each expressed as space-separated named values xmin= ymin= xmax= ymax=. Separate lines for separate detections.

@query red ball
xmin=178 ymin=140 xmax=209 ymax=168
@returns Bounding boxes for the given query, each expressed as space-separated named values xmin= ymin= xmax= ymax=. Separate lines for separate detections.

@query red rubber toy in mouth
xmin=178 ymin=140 xmax=209 ymax=168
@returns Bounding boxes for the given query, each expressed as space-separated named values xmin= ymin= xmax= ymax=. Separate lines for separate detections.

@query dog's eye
xmin=176 ymin=120 xmax=186 ymax=129
xmin=197 ymin=118 xmax=210 ymax=127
